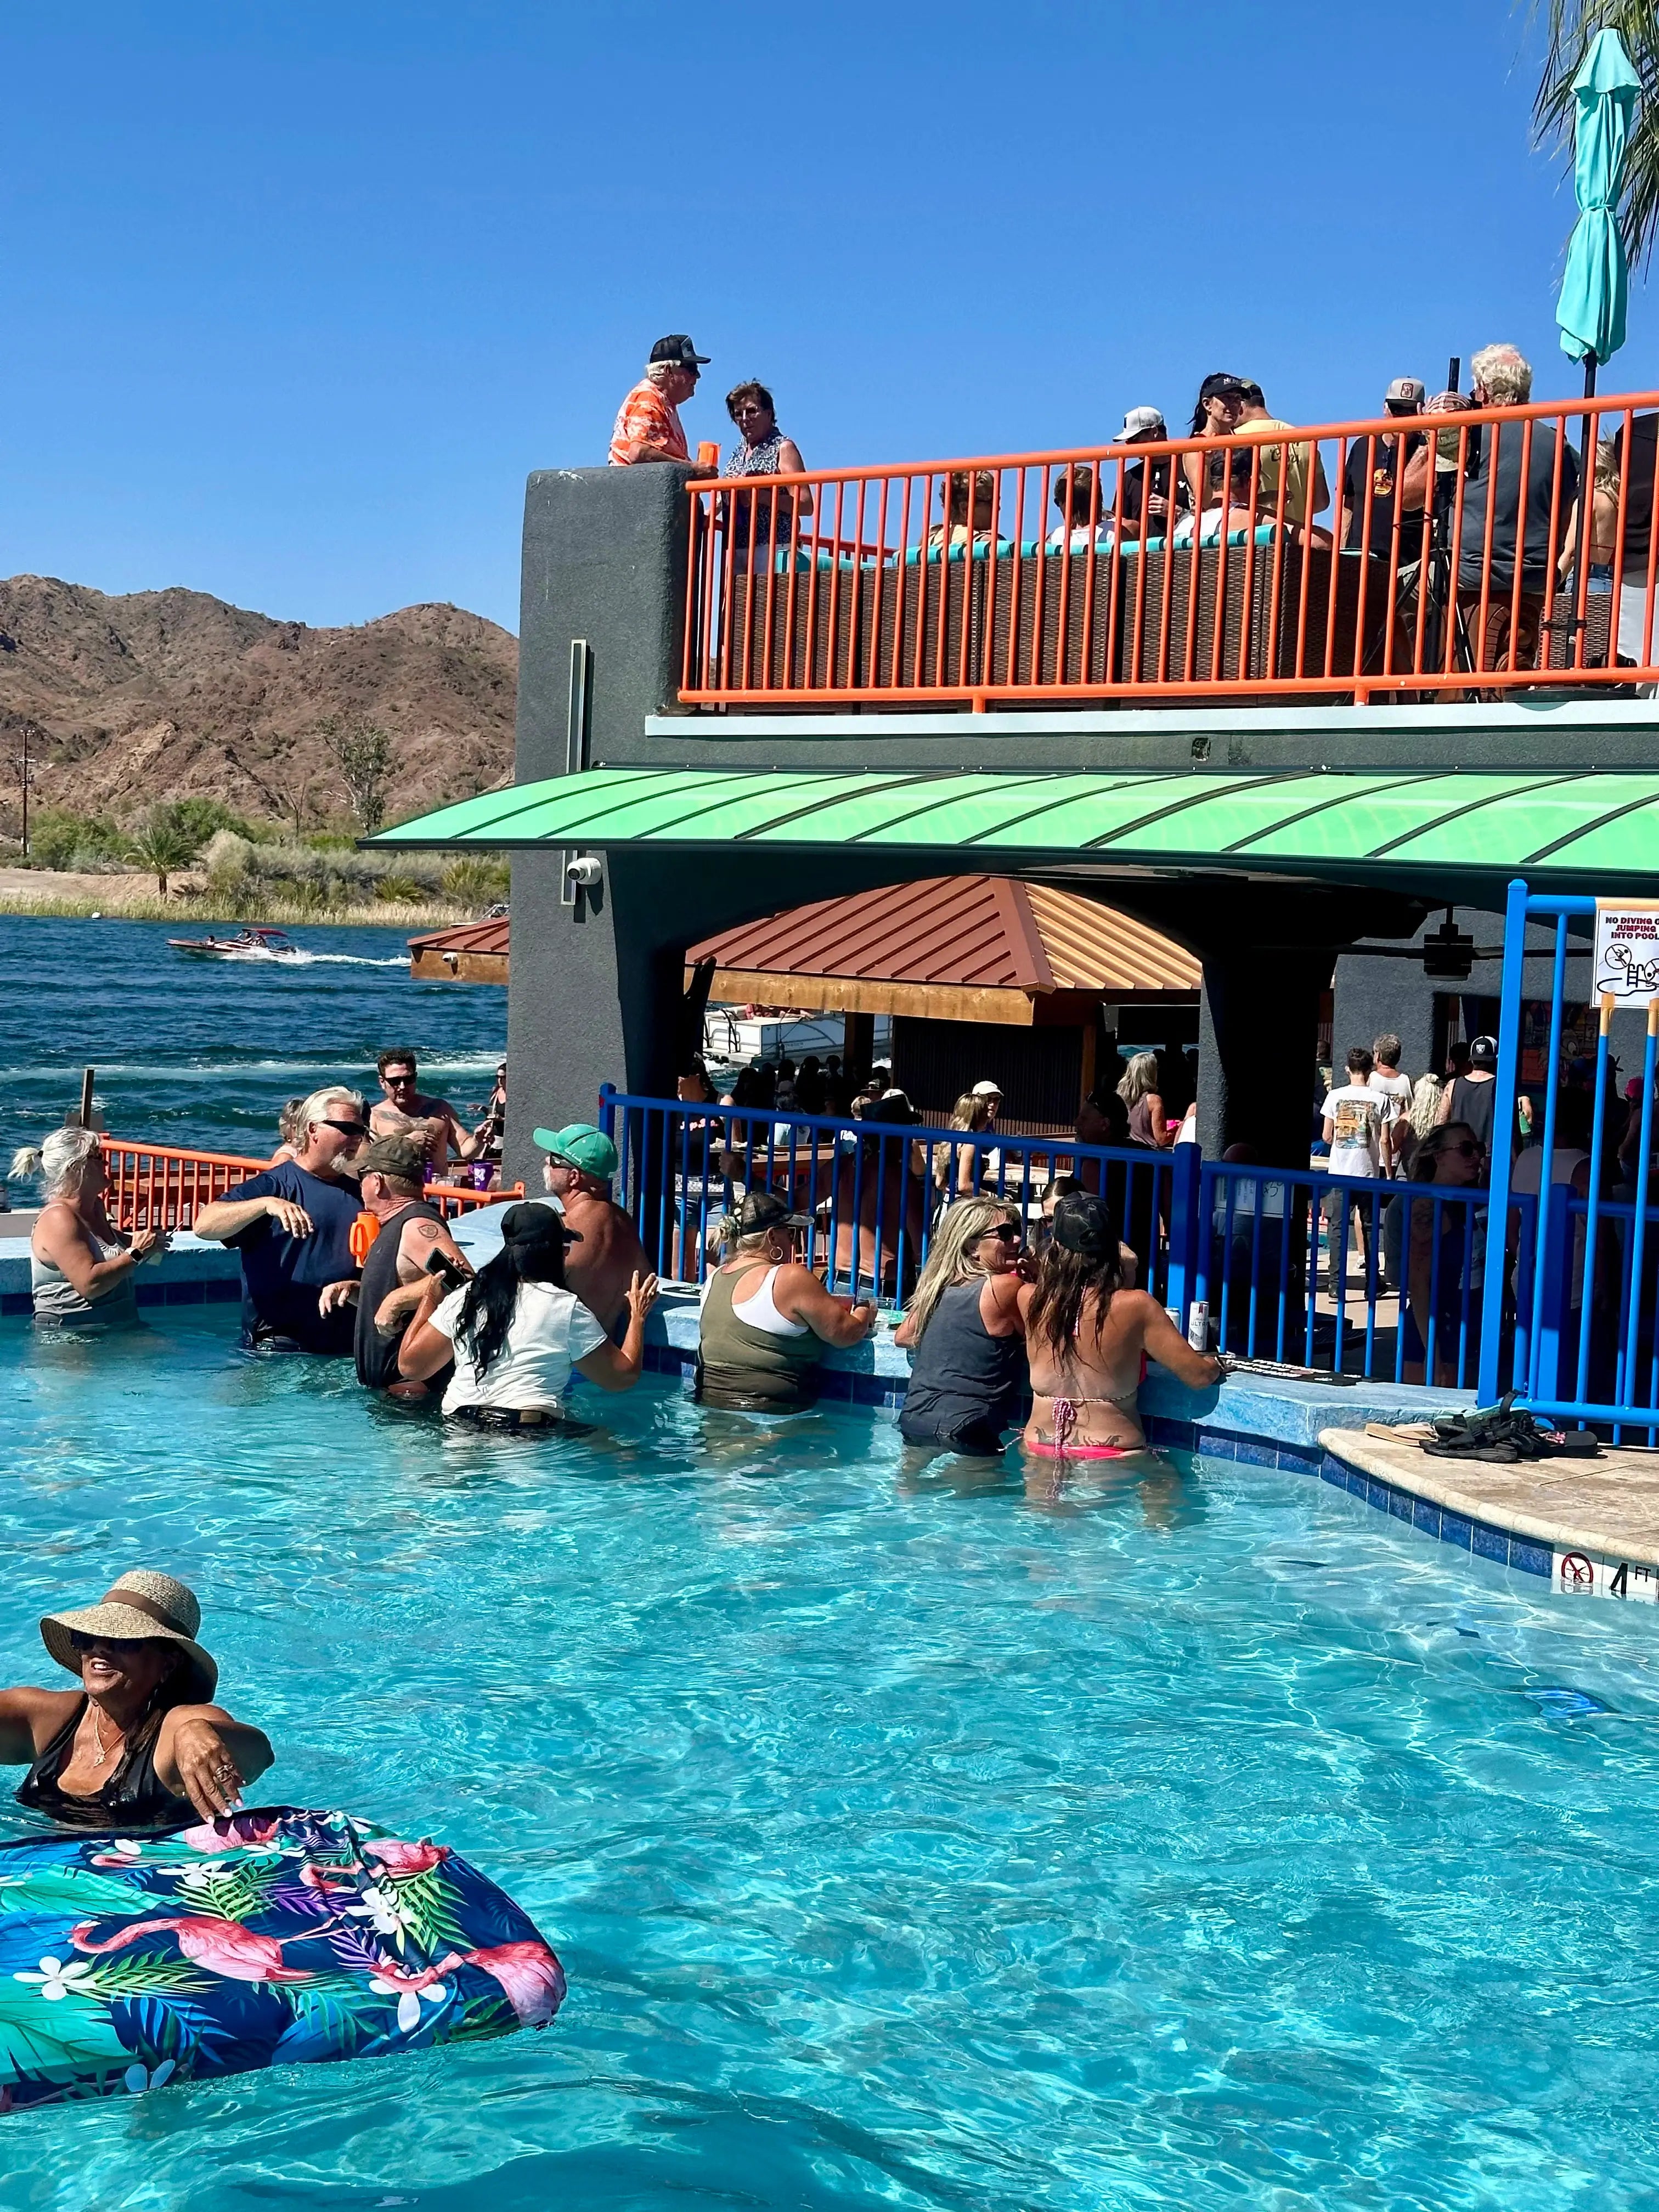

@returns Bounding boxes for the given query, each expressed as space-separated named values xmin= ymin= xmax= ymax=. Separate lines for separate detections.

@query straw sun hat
xmin=40 ymin=1569 xmax=217 ymax=1703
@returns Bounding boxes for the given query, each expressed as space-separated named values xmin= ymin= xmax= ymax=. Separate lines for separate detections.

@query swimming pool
xmin=3 ymin=1307 xmax=1657 ymax=2209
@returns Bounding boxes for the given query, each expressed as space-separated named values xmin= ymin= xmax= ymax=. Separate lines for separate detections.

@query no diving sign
xmin=1594 ymin=901 xmax=1659 ymax=1003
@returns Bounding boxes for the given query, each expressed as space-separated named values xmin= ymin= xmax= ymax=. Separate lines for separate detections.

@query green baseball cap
xmin=532 ymin=1122 xmax=619 ymax=1179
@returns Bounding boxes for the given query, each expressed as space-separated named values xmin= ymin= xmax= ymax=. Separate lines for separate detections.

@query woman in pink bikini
xmin=1019 ymin=1191 xmax=1222 ymax=1459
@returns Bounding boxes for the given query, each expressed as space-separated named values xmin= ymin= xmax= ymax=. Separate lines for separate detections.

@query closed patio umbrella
xmin=1556 ymin=26 xmax=1640 ymax=392
xmin=1556 ymin=27 xmax=1640 ymax=663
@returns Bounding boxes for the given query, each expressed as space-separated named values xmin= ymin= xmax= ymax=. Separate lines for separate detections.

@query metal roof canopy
xmin=369 ymin=765 xmax=1659 ymax=894
xmin=685 ymin=874 xmax=1200 ymax=1027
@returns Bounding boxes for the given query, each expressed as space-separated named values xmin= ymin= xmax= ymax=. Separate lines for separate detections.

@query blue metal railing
xmin=599 ymin=1085 xmax=1193 ymax=1312
xmin=1195 ymin=1159 xmax=1528 ymax=1390
xmin=598 ymin=1088 xmax=1515 ymax=1391
xmin=1482 ymin=878 xmax=1659 ymax=1438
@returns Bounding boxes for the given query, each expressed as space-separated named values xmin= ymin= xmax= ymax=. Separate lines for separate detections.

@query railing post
xmin=1164 ymin=1142 xmax=1202 ymax=1334
xmin=597 ymin=1082 xmax=616 ymax=1141
xmin=1479 ymin=876 xmax=1529 ymax=1403
xmin=1531 ymin=1180 xmax=1575 ymax=1407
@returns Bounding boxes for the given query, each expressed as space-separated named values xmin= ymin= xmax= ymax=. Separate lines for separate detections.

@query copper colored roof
xmin=407 ymin=918 xmax=510 ymax=957
xmin=686 ymin=877 xmax=1198 ymax=995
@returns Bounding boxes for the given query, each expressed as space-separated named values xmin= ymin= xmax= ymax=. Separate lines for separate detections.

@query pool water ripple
xmin=1 ymin=1307 xmax=1657 ymax=2208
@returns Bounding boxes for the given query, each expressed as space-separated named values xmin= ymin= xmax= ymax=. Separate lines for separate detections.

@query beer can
xmin=1187 ymin=1300 xmax=1209 ymax=1352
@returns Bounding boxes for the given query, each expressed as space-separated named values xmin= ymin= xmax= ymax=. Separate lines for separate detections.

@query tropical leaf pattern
xmin=0 ymin=1807 xmax=563 ymax=2111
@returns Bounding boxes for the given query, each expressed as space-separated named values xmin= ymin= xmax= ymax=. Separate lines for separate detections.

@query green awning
xmin=370 ymin=766 xmax=1659 ymax=883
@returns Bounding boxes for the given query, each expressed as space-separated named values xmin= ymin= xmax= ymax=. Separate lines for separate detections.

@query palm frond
xmin=77 ymin=1956 xmax=208 ymax=2000
xmin=1532 ymin=0 xmax=1659 ymax=263
xmin=387 ymin=1867 xmax=465 ymax=1957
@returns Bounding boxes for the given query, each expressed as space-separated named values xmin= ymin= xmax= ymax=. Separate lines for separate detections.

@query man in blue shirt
xmin=194 ymin=1087 xmax=369 ymax=1352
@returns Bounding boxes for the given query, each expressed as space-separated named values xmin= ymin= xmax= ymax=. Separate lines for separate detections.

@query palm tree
xmin=126 ymin=811 xmax=200 ymax=897
xmin=1535 ymin=2 xmax=1659 ymax=262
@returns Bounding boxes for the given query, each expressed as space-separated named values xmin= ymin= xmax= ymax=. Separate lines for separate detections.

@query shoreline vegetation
xmin=0 ymin=800 xmax=507 ymax=930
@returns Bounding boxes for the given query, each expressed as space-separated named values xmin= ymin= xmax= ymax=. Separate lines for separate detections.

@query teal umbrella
xmin=1556 ymin=26 xmax=1641 ymax=385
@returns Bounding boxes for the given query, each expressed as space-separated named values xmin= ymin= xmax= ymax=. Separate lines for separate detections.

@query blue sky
xmin=2 ymin=0 xmax=1648 ymax=633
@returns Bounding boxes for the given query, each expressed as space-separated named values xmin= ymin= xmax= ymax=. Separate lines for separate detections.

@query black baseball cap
xmin=732 ymin=1190 xmax=810 ymax=1235
xmin=1051 ymin=1190 xmax=1119 ymax=1260
xmin=1469 ymin=1035 xmax=1498 ymax=1068
xmin=650 ymin=334 xmax=710 ymax=369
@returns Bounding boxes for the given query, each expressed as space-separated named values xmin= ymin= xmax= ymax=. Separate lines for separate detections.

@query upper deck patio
xmin=681 ymin=392 xmax=1659 ymax=712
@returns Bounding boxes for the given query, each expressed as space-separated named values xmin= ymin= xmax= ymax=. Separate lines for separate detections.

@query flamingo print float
xmin=69 ymin=1917 xmax=318 ymax=1985
xmin=373 ymin=1940 xmax=566 ymax=2027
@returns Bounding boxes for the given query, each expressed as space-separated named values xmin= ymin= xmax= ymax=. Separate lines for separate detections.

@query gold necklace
xmin=89 ymin=1706 xmax=126 ymax=1769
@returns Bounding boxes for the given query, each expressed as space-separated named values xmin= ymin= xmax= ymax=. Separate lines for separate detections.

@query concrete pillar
xmin=505 ymin=464 xmax=696 ymax=1188
xmin=1195 ymin=943 xmax=1335 ymax=1168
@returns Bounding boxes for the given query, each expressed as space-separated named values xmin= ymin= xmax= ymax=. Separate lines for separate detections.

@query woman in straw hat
xmin=0 ymin=1570 xmax=271 ymax=1829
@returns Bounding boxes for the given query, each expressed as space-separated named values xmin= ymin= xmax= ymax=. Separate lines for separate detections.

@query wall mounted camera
xmin=565 ymin=855 xmax=602 ymax=889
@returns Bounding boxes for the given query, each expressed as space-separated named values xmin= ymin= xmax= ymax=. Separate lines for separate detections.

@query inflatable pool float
xmin=0 ymin=1807 xmax=564 ymax=2109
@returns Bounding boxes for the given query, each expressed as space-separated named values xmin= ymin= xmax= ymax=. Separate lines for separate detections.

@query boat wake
xmin=214 ymin=949 xmax=408 ymax=968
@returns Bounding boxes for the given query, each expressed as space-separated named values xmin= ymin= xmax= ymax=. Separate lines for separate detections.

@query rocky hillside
xmin=0 ymin=576 xmax=517 ymax=830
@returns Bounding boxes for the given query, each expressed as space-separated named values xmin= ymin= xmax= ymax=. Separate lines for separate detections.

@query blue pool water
xmin=3 ymin=1307 xmax=1657 ymax=2208
xmin=0 ymin=915 xmax=505 ymax=1167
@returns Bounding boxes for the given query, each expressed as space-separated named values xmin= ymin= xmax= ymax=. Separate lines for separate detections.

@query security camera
xmin=565 ymin=856 xmax=602 ymax=889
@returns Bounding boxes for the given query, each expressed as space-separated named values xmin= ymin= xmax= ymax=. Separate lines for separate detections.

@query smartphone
xmin=424 ymin=1248 xmax=470 ymax=1292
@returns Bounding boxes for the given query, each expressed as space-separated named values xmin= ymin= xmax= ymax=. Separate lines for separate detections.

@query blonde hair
xmin=1470 ymin=343 xmax=1532 ymax=405
xmin=901 ymin=1195 xmax=1018 ymax=1344
xmin=1407 ymin=1071 xmax=1443 ymax=1140
xmin=9 ymin=1125 xmax=101 ymax=1199
xmin=1595 ymin=435 xmax=1621 ymax=496
xmin=949 ymin=1093 xmax=986 ymax=1133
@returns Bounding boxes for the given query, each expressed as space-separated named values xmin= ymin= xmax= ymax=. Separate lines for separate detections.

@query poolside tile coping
xmin=6 ymin=1244 xmax=1646 ymax=1601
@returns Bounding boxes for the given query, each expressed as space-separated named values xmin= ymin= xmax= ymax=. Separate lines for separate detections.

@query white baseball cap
xmin=971 ymin=1079 xmax=1003 ymax=1097
xmin=1119 ymin=406 xmax=1166 ymax=440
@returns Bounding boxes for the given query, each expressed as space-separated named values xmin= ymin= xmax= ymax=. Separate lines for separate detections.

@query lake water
xmin=1 ymin=915 xmax=505 ymax=1171
xmin=2 ymin=1314 xmax=1657 ymax=2208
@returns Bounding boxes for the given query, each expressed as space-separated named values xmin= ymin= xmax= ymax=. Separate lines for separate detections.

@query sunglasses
xmin=383 ymin=1073 xmax=417 ymax=1086
xmin=69 ymin=1630 xmax=145 ymax=1655
xmin=1447 ymin=1140 xmax=1482 ymax=1158
xmin=982 ymin=1223 xmax=1023 ymax=1244
xmin=323 ymin=1118 xmax=370 ymax=1137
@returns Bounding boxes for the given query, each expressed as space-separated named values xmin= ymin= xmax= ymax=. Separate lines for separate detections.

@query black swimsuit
xmin=14 ymin=1699 xmax=194 ymax=1831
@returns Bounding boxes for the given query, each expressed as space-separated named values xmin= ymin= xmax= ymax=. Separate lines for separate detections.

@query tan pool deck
xmin=1322 ymin=1426 xmax=1659 ymax=1599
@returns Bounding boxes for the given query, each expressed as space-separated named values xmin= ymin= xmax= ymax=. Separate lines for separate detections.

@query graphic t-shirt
xmin=429 ymin=1279 xmax=608 ymax=1414
xmin=1321 ymin=1084 xmax=1386 ymax=1179
xmin=220 ymin=1164 xmax=361 ymax=1353
xmin=1341 ymin=429 xmax=1426 ymax=552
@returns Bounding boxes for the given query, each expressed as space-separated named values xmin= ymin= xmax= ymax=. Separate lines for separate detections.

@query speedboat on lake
xmin=167 ymin=926 xmax=300 ymax=960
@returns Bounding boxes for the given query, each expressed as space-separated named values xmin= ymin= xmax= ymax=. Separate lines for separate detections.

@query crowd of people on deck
xmin=606 ymin=334 xmax=1623 ymax=675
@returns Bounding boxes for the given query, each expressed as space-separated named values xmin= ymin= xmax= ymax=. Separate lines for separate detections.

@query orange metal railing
xmin=681 ymin=391 xmax=1659 ymax=707
xmin=99 ymin=1138 xmax=521 ymax=1232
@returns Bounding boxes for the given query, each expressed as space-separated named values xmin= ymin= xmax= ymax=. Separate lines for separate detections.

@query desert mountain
xmin=0 ymin=575 xmax=517 ymax=831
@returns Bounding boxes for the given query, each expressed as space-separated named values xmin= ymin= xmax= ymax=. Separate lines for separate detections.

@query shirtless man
xmin=533 ymin=1122 xmax=651 ymax=1334
xmin=369 ymin=1049 xmax=482 ymax=1177
xmin=1017 ymin=1189 xmax=1221 ymax=1458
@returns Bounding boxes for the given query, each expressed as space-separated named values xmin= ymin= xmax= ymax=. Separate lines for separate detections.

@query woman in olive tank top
xmin=696 ymin=1192 xmax=879 ymax=1411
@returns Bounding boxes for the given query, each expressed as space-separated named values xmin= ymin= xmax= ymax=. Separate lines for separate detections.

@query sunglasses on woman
xmin=982 ymin=1223 xmax=1023 ymax=1244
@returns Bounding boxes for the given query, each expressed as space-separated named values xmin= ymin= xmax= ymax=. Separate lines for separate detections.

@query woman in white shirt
xmin=398 ymin=1202 xmax=657 ymax=1429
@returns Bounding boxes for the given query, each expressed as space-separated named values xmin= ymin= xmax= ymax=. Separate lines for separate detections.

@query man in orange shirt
xmin=609 ymin=335 xmax=711 ymax=466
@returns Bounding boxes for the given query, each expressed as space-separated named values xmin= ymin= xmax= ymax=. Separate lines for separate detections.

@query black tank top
xmin=1447 ymin=1074 xmax=1498 ymax=1157
xmin=901 ymin=1279 xmax=1027 ymax=1435
xmin=354 ymin=1200 xmax=445 ymax=1387
xmin=15 ymin=1699 xmax=195 ymax=1831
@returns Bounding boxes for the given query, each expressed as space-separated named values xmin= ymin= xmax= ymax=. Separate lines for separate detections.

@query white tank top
xmin=706 ymin=1262 xmax=809 ymax=1338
